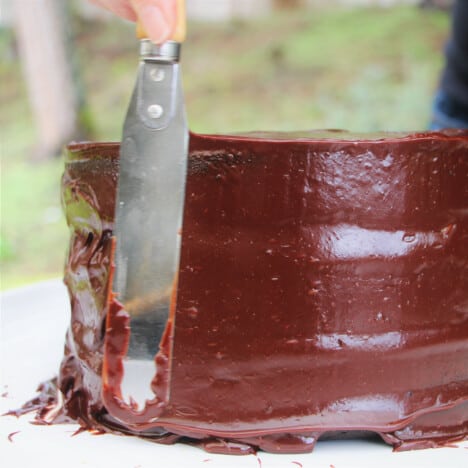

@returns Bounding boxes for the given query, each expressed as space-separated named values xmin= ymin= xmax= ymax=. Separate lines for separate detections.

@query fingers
xmin=89 ymin=0 xmax=137 ymax=21
xmin=130 ymin=0 xmax=177 ymax=43
xmin=89 ymin=0 xmax=177 ymax=43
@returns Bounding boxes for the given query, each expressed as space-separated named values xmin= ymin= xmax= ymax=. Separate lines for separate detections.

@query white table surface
xmin=1 ymin=280 xmax=467 ymax=468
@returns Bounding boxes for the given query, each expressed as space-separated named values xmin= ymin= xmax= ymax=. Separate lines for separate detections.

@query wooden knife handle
xmin=136 ymin=0 xmax=186 ymax=43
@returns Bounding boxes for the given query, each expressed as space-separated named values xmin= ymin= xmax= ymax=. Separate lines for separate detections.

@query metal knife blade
xmin=113 ymin=40 xmax=188 ymax=406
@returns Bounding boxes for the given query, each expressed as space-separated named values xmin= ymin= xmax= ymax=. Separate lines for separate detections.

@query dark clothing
xmin=440 ymin=0 xmax=468 ymax=108
xmin=431 ymin=0 xmax=468 ymax=129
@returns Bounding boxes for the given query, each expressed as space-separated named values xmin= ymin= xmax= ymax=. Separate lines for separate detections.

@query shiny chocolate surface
xmin=49 ymin=130 xmax=468 ymax=453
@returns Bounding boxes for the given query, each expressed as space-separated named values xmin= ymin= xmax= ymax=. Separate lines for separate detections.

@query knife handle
xmin=136 ymin=0 xmax=186 ymax=43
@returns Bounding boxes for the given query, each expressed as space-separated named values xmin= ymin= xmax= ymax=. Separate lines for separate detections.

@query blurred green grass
xmin=0 ymin=5 xmax=450 ymax=290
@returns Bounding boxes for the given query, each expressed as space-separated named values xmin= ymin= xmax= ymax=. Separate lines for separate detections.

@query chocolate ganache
xmin=42 ymin=130 xmax=468 ymax=453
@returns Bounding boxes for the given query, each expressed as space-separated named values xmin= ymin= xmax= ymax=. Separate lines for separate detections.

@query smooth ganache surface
xmin=37 ymin=130 xmax=468 ymax=453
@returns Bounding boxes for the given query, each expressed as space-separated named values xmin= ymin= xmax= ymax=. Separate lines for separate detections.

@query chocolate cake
xmin=49 ymin=130 xmax=468 ymax=453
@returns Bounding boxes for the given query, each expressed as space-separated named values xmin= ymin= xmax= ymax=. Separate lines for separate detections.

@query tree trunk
xmin=13 ymin=0 xmax=87 ymax=161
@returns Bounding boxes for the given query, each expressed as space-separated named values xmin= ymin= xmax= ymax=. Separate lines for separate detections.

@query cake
xmin=30 ymin=130 xmax=468 ymax=453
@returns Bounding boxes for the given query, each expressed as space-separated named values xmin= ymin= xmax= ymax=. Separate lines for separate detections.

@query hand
xmin=90 ymin=0 xmax=177 ymax=44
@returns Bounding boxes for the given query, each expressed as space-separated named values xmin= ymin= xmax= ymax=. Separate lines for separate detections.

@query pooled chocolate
xmin=46 ymin=131 xmax=468 ymax=453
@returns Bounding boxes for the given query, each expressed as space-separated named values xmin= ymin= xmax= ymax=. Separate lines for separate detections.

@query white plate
xmin=1 ymin=280 xmax=467 ymax=468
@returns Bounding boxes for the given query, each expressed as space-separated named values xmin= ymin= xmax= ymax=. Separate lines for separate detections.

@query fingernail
xmin=141 ymin=5 xmax=171 ymax=44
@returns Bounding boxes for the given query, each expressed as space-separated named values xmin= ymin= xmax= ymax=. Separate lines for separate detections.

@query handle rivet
xmin=150 ymin=68 xmax=165 ymax=82
xmin=147 ymin=104 xmax=163 ymax=119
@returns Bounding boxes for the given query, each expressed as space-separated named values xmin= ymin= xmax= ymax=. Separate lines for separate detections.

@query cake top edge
xmin=199 ymin=129 xmax=468 ymax=142
xmin=66 ymin=129 xmax=468 ymax=154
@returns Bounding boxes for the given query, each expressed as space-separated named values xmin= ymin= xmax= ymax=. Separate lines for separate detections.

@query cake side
xmin=55 ymin=130 xmax=468 ymax=453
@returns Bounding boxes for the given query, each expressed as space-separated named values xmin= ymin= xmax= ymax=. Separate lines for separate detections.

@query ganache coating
xmin=55 ymin=130 xmax=468 ymax=454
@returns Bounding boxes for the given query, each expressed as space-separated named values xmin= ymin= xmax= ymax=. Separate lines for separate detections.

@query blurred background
xmin=0 ymin=0 xmax=454 ymax=290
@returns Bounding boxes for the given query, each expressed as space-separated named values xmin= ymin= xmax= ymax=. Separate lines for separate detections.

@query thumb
xmin=130 ymin=0 xmax=177 ymax=43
